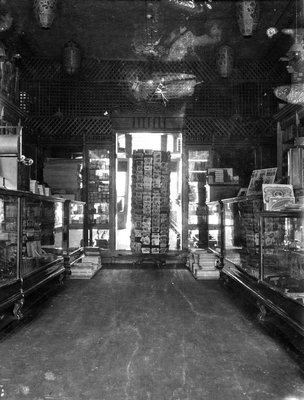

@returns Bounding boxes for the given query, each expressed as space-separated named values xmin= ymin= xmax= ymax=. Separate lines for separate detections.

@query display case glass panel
xmin=187 ymin=149 xmax=210 ymax=248
xmin=0 ymin=193 xmax=18 ymax=284
xmin=260 ymin=211 xmax=304 ymax=305
xmin=87 ymin=148 xmax=110 ymax=248
xmin=21 ymin=196 xmax=64 ymax=276
xmin=207 ymin=201 xmax=222 ymax=254
xmin=222 ymin=196 xmax=263 ymax=278
xmin=68 ymin=200 xmax=84 ymax=250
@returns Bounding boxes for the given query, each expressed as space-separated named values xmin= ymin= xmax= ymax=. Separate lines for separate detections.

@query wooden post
xmin=277 ymin=122 xmax=283 ymax=182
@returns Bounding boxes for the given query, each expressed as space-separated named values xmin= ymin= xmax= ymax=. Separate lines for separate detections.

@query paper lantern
xmin=216 ymin=45 xmax=233 ymax=78
xmin=274 ymin=83 xmax=304 ymax=105
xmin=0 ymin=41 xmax=7 ymax=60
xmin=236 ymin=1 xmax=259 ymax=37
xmin=33 ymin=0 xmax=57 ymax=29
xmin=63 ymin=41 xmax=81 ymax=75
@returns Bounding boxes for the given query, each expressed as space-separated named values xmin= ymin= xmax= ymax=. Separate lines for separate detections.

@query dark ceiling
xmin=0 ymin=0 xmax=297 ymax=63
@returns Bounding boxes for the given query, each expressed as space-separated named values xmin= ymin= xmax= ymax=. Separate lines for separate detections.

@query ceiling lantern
xmin=33 ymin=0 xmax=57 ymax=29
xmin=0 ymin=41 xmax=7 ymax=60
xmin=216 ymin=45 xmax=233 ymax=78
xmin=63 ymin=41 xmax=81 ymax=75
xmin=236 ymin=1 xmax=260 ymax=37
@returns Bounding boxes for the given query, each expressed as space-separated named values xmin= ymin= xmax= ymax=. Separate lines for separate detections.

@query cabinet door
xmin=261 ymin=211 xmax=304 ymax=303
xmin=84 ymin=146 xmax=112 ymax=249
xmin=207 ymin=201 xmax=222 ymax=255
xmin=21 ymin=196 xmax=64 ymax=276
xmin=186 ymin=148 xmax=210 ymax=249
xmin=64 ymin=200 xmax=84 ymax=252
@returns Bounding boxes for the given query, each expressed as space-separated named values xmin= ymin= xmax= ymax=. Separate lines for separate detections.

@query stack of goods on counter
xmin=131 ymin=150 xmax=171 ymax=254
xmin=186 ymin=249 xmax=220 ymax=280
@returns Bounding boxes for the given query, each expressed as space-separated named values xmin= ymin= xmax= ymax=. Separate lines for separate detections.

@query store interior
xmin=0 ymin=1 xmax=303 ymax=397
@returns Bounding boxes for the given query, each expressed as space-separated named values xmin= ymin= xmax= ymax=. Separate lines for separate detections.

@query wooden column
xmin=277 ymin=122 xmax=283 ymax=182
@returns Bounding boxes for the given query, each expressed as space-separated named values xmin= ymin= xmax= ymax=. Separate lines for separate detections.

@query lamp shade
xmin=0 ymin=41 xmax=7 ymax=60
xmin=236 ymin=1 xmax=259 ymax=37
xmin=216 ymin=45 xmax=233 ymax=78
xmin=63 ymin=41 xmax=81 ymax=75
xmin=274 ymin=83 xmax=304 ymax=105
xmin=33 ymin=0 xmax=57 ymax=29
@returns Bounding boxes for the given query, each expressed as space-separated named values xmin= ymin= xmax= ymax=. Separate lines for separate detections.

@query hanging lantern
xmin=63 ymin=41 xmax=81 ymax=75
xmin=0 ymin=41 xmax=7 ymax=60
xmin=274 ymin=83 xmax=304 ymax=105
xmin=216 ymin=45 xmax=233 ymax=78
xmin=33 ymin=0 xmax=57 ymax=29
xmin=236 ymin=1 xmax=259 ymax=37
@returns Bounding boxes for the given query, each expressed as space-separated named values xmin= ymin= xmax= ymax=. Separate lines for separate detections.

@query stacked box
xmin=130 ymin=150 xmax=171 ymax=254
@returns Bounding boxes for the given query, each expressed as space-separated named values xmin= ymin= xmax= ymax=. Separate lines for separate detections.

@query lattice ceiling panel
xmin=19 ymin=58 xmax=287 ymax=83
xmin=184 ymin=117 xmax=275 ymax=143
xmin=23 ymin=117 xmax=112 ymax=140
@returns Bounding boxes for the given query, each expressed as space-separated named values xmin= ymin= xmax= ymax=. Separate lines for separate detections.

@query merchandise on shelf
xmin=130 ymin=150 xmax=171 ymax=254
xmin=0 ymin=195 xmax=18 ymax=282
xmin=88 ymin=149 xmax=110 ymax=229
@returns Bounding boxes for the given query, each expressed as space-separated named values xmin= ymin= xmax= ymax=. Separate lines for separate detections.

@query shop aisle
xmin=0 ymin=269 xmax=303 ymax=400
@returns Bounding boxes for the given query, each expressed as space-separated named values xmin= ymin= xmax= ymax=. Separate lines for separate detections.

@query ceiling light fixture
xmin=0 ymin=12 xmax=13 ymax=32
xmin=33 ymin=0 xmax=57 ymax=29
xmin=236 ymin=0 xmax=260 ymax=37
xmin=63 ymin=41 xmax=81 ymax=75
xmin=0 ymin=41 xmax=7 ymax=60
xmin=266 ymin=27 xmax=278 ymax=38
xmin=216 ymin=45 xmax=234 ymax=78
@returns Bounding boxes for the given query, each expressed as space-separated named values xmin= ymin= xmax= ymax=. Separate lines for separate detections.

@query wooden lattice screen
xmin=19 ymin=58 xmax=287 ymax=83
xmin=23 ymin=117 xmax=112 ymax=142
xmin=19 ymin=58 xmax=286 ymax=141
xmin=183 ymin=117 xmax=275 ymax=144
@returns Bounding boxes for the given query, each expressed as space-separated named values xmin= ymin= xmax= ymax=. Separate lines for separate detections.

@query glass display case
xmin=187 ymin=149 xmax=210 ymax=248
xmin=222 ymin=195 xmax=263 ymax=279
xmin=206 ymin=200 xmax=223 ymax=258
xmin=63 ymin=200 xmax=85 ymax=269
xmin=260 ymin=211 xmax=304 ymax=301
xmin=85 ymin=147 xmax=111 ymax=249
xmin=21 ymin=193 xmax=65 ymax=296
xmin=0 ymin=189 xmax=22 ymax=319
xmin=0 ymin=188 xmax=66 ymax=322
xmin=215 ymin=195 xmax=304 ymax=336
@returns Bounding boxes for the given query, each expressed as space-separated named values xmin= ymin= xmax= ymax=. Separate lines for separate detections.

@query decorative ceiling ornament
xmin=168 ymin=0 xmax=213 ymax=14
xmin=216 ymin=45 xmax=233 ymax=78
xmin=165 ymin=21 xmax=222 ymax=61
xmin=63 ymin=40 xmax=81 ymax=75
xmin=266 ymin=27 xmax=278 ymax=38
xmin=274 ymin=83 xmax=304 ymax=105
xmin=236 ymin=1 xmax=260 ymax=37
xmin=128 ymin=72 xmax=197 ymax=104
xmin=132 ymin=1 xmax=163 ymax=58
xmin=33 ymin=0 xmax=57 ymax=29
xmin=0 ymin=12 xmax=13 ymax=32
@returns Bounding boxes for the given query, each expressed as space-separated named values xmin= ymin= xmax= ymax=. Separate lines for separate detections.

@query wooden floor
xmin=0 ymin=268 xmax=303 ymax=400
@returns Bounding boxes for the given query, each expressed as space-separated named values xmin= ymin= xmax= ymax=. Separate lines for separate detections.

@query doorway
xmin=115 ymin=132 xmax=182 ymax=252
